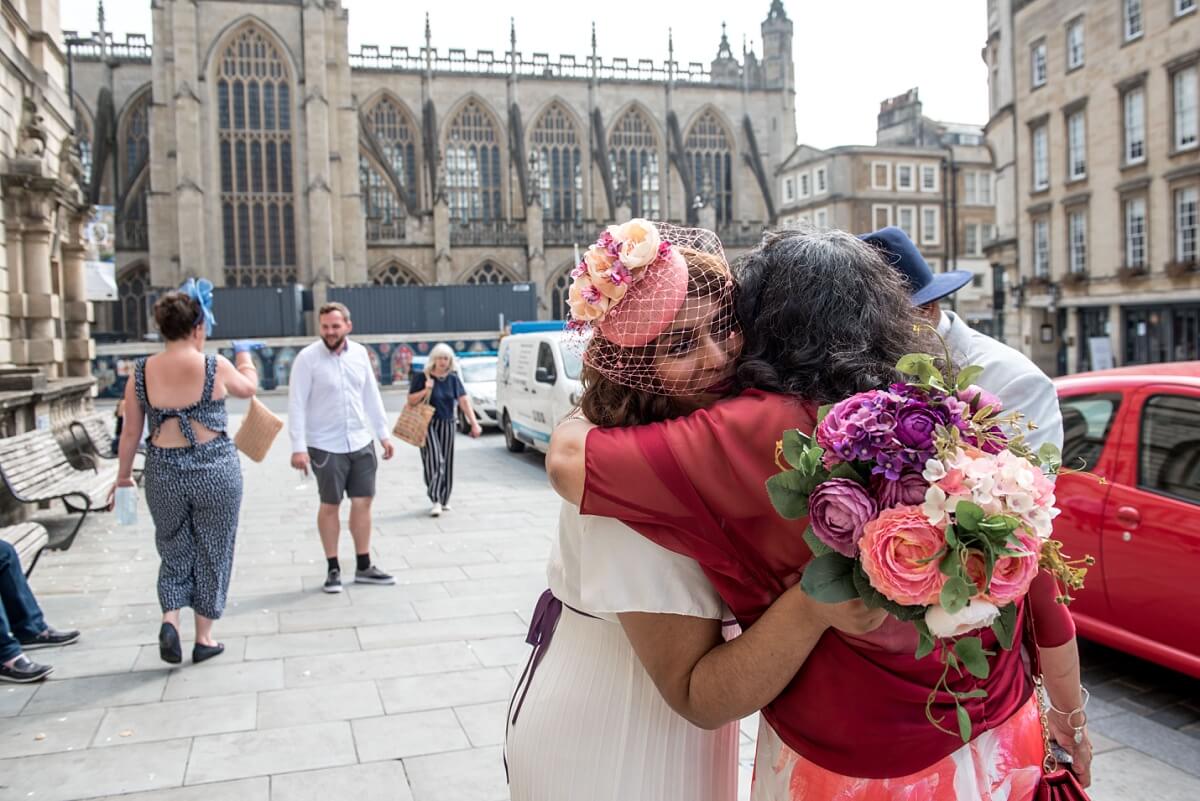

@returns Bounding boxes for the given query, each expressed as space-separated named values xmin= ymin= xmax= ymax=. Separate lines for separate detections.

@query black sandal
xmin=192 ymin=642 xmax=225 ymax=664
xmin=158 ymin=622 xmax=182 ymax=664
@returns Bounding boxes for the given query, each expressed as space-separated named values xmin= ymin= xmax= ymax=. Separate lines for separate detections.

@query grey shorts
xmin=308 ymin=444 xmax=377 ymax=505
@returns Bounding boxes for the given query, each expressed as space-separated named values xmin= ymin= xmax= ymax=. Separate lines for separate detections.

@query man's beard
xmin=322 ymin=334 xmax=346 ymax=352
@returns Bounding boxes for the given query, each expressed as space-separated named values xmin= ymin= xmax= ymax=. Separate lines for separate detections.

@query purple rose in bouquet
xmin=808 ymin=478 xmax=878 ymax=557
xmin=815 ymin=390 xmax=900 ymax=467
xmin=871 ymin=470 xmax=929 ymax=509
xmin=895 ymin=403 xmax=941 ymax=450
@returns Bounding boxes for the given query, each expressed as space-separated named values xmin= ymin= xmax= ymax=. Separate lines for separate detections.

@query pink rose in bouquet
xmin=858 ymin=506 xmax=948 ymax=606
xmin=808 ymin=478 xmax=877 ymax=557
xmin=984 ymin=529 xmax=1041 ymax=605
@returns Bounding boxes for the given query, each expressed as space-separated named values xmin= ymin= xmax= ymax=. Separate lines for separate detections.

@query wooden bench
xmin=1 ymin=521 xmax=50 ymax=577
xmin=68 ymin=411 xmax=115 ymax=462
xmin=0 ymin=428 xmax=117 ymax=551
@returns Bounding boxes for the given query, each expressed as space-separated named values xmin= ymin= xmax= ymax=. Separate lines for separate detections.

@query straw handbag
xmin=394 ymin=390 xmax=435 ymax=448
xmin=234 ymin=396 xmax=285 ymax=462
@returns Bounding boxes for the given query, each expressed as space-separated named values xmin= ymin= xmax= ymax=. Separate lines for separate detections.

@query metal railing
xmin=449 ymin=219 xmax=527 ymax=247
xmin=63 ymin=32 xmax=152 ymax=62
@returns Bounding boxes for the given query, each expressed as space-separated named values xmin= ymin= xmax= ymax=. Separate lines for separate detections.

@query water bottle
xmin=115 ymin=485 xmax=138 ymax=526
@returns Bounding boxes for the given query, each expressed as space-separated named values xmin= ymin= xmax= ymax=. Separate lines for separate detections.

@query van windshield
xmin=561 ymin=347 xmax=582 ymax=380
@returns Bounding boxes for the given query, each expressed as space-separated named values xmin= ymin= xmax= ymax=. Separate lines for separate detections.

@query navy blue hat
xmin=858 ymin=227 xmax=973 ymax=307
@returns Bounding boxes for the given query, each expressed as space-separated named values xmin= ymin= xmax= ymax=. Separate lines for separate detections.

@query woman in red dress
xmin=547 ymin=229 xmax=1092 ymax=800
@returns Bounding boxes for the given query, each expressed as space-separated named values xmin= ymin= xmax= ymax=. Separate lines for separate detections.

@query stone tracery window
xmin=465 ymin=262 xmax=512 ymax=285
xmin=445 ymin=99 xmax=502 ymax=224
xmin=609 ymin=107 xmax=660 ymax=219
xmin=685 ymin=110 xmax=733 ymax=224
xmin=549 ymin=265 xmax=573 ymax=319
xmin=530 ymin=103 xmax=582 ymax=223
xmin=74 ymin=104 xmax=93 ymax=188
xmin=114 ymin=263 xmax=150 ymax=339
xmin=371 ymin=262 xmax=422 ymax=286
xmin=361 ymin=96 xmax=419 ymax=226
xmin=121 ymin=90 xmax=150 ymax=183
xmin=216 ymin=24 xmax=297 ymax=287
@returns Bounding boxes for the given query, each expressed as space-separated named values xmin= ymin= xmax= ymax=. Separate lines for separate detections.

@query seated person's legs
xmin=0 ymin=541 xmax=80 ymax=683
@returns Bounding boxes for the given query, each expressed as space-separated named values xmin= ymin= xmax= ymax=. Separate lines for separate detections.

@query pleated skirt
xmin=505 ymin=607 xmax=739 ymax=801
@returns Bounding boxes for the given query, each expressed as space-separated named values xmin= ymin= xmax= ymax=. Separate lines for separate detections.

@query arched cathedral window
xmin=361 ymin=96 xmax=419 ymax=226
xmin=121 ymin=91 xmax=150 ymax=183
xmin=530 ymin=104 xmax=582 ymax=223
xmin=371 ymin=262 xmax=422 ymax=286
xmin=609 ymin=107 xmax=660 ymax=219
xmin=685 ymin=110 xmax=733 ymax=225
xmin=549 ymin=265 xmax=573 ymax=320
xmin=114 ymin=263 xmax=150 ymax=340
xmin=216 ymin=25 xmax=297 ymax=287
xmin=445 ymin=100 xmax=502 ymax=224
xmin=465 ymin=262 xmax=512 ymax=285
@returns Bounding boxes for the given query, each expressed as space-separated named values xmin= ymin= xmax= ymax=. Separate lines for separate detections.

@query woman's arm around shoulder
xmin=216 ymin=353 xmax=258 ymax=399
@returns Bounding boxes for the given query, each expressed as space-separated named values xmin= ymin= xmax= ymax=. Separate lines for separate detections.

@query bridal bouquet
xmin=767 ymin=350 xmax=1090 ymax=742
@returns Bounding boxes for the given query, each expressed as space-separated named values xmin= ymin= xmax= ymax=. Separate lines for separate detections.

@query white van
xmin=496 ymin=323 xmax=582 ymax=453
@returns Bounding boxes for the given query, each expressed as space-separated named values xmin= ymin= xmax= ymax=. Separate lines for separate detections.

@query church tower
xmin=760 ymin=1 xmax=796 ymax=170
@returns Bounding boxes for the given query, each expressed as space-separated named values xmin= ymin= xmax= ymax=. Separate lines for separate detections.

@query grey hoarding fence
xmin=211 ymin=284 xmax=306 ymax=338
xmin=328 ymin=283 xmax=538 ymax=334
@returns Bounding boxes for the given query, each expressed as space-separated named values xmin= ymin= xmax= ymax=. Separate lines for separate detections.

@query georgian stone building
xmin=776 ymin=90 xmax=999 ymax=333
xmin=69 ymin=0 xmax=797 ymax=338
xmin=984 ymin=0 xmax=1199 ymax=375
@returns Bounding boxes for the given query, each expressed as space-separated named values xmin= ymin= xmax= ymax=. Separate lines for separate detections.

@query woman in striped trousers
xmin=407 ymin=343 xmax=482 ymax=517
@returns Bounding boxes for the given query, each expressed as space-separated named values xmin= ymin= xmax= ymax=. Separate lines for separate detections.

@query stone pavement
xmin=2 ymin=394 xmax=1198 ymax=801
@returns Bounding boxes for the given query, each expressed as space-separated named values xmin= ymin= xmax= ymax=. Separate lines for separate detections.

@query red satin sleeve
xmin=1028 ymin=569 xmax=1077 ymax=648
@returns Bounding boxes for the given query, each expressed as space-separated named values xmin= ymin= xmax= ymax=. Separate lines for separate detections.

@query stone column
xmin=170 ymin=1 xmax=210 ymax=285
xmin=3 ymin=196 xmax=26 ymax=366
xmin=1065 ymin=306 xmax=1080 ymax=375
xmin=301 ymin=3 xmax=335 ymax=287
xmin=20 ymin=191 xmax=61 ymax=375
xmin=62 ymin=213 xmax=94 ymax=377
xmin=434 ymin=198 xmax=452 ymax=284
xmin=333 ymin=10 xmax=367 ymax=285
xmin=525 ymin=203 xmax=547 ymax=318
xmin=1108 ymin=303 xmax=1124 ymax=367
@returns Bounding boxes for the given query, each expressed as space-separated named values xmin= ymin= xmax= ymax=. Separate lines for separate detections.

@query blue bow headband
xmin=180 ymin=278 xmax=216 ymax=336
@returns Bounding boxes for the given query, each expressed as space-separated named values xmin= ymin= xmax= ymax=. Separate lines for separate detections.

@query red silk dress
xmin=579 ymin=390 xmax=1075 ymax=797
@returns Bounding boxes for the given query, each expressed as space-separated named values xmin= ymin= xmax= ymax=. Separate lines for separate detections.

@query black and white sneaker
xmin=322 ymin=568 xmax=343 ymax=594
xmin=20 ymin=625 xmax=81 ymax=650
xmin=355 ymin=565 xmax=395 ymax=585
xmin=0 ymin=655 xmax=53 ymax=683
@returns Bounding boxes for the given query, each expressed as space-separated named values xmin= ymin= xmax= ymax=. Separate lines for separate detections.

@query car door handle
xmin=1115 ymin=505 xmax=1141 ymax=530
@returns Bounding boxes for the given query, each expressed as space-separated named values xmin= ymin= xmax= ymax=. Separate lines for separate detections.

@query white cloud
xmin=60 ymin=0 xmax=989 ymax=150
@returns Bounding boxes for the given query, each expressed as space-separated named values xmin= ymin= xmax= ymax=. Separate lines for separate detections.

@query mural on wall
xmin=91 ymin=336 xmax=504 ymax=398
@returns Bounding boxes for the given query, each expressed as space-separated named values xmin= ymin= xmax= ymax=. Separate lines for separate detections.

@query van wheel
xmin=502 ymin=411 xmax=525 ymax=453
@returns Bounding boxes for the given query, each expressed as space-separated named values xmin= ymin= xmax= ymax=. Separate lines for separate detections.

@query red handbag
xmin=1026 ymin=608 xmax=1092 ymax=801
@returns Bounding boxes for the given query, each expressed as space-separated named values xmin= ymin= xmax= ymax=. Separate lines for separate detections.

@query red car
xmin=1053 ymin=362 xmax=1200 ymax=678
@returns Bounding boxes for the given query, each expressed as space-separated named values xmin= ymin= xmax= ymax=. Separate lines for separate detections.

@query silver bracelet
xmin=1047 ymin=686 xmax=1090 ymax=743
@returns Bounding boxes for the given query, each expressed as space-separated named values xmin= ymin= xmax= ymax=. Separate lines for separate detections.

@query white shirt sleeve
xmin=287 ymin=349 xmax=312 ymax=453
xmin=360 ymin=349 xmax=391 ymax=443
xmin=997 ymin=370 xmax=1064 ymax=455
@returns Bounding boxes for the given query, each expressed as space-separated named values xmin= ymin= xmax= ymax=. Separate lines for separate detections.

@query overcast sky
xmin=62 ymin=0 xmax=990 ymax=149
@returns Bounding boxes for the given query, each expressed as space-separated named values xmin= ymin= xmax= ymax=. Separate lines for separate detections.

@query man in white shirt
xmin=288 ymin=302 xmax=396 ymax=593
xmin=860 ymin=227 xmax=1063 ymax=454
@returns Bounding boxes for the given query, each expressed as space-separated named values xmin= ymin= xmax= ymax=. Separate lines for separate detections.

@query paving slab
xmin=352 ymin=708 xmax=471 ymax=761
xmin=0 ymin=738 xmax=191 ymax=801
xmin=22 ymin=671 xmax=168 ymax=715
xmin=377 ymin=667 xmax=515 ymax=715
xmin=256 ymin=681 xmax=384 ymax=729
xmin=185 ymin=720 xmax=358 ymax=784
xmin=402 ymin=746 xmax=509 ymax=801
xmin=270 ymin=762 xmax=414 ymax=801
xmin=0 ymin=707 xmax=105 ymax=758
xmin=92 ymin=692 xmax=257 ymax=746
xmin=82 ymin=777 xmax=270 ymax=801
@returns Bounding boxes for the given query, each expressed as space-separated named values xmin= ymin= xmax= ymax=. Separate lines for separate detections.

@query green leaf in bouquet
xmin=992 ymin=602 xmax=1018 ymax=651
xmin=1038 ymin=442 xmax=1063 ymax=471
xmin=800 ymin=553 xmax=859 ymax=603
xmin=914 ymin=618 xmax=936 ymax=660
xmin=944 ymin=523 xmax=960 ymax=548
xmin=953 ymin=636 xmax=992 ymax=680
xmin=956 ymin=365 xmax=984 ymax=392
xmin=896 ymin=353 xmax=936 ymax=377
xmin=765 ymin=471 xmax=814 ymax=519
xmin=802 ymin=525 xmax=834 ymax=558
xmin=781 ymin=429 xmax=811 ymax=470
xmin=828 ymin=461 xmax=868 ymax=485
xmin=852 ymin=561 xmax=886 ymax=608
xmin=954 ymin=502 xmax=985 ymax=532
xmin=940 ymin=576 xmax=972 ymax=615
xmin=816 ymin=403 xmax=834 ymax=426
xmin=956 ymin=704 xmax=973 ymax=743
xmin=939 ymin=548 xmax=962 ymax=578
xmin=955 ymin=689 xmax=989 ymax=700
xmin=979 ymin=515 xmax=1019 ymax=539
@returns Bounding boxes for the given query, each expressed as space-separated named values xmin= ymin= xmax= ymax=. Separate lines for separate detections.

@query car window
xmin=459 ymin=359 xmax=496 ymax=383
xmin=536 ymin=342 xmax=557 ymax=383
xmin=1060 ymin=393 xmax=1121 ymax=471
xmin=560 ymin=346 xmax=582 ymax=380
xmin=1139 ymin=394 xmax=1200 ymax=505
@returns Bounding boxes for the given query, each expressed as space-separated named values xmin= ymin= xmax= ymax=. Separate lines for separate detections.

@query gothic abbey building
xmin=70 ymin=1 xmax=796 ymax=338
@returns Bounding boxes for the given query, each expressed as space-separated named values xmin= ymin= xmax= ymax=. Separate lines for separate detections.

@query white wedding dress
xmin=505 ymin=501 xmax=739 ymax=801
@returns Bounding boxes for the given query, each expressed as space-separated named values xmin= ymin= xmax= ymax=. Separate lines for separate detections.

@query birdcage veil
xmin=565 ymin=219 xmax=738 ymax=396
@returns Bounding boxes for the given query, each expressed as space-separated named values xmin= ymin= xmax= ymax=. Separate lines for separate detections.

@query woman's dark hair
xmin=733 ymin=228 xmax=925 ymax=404
xmin=153 ymin=291 xmax=203 ymax=341
xmin=580 ymin=248 xmax=732 ymax=428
